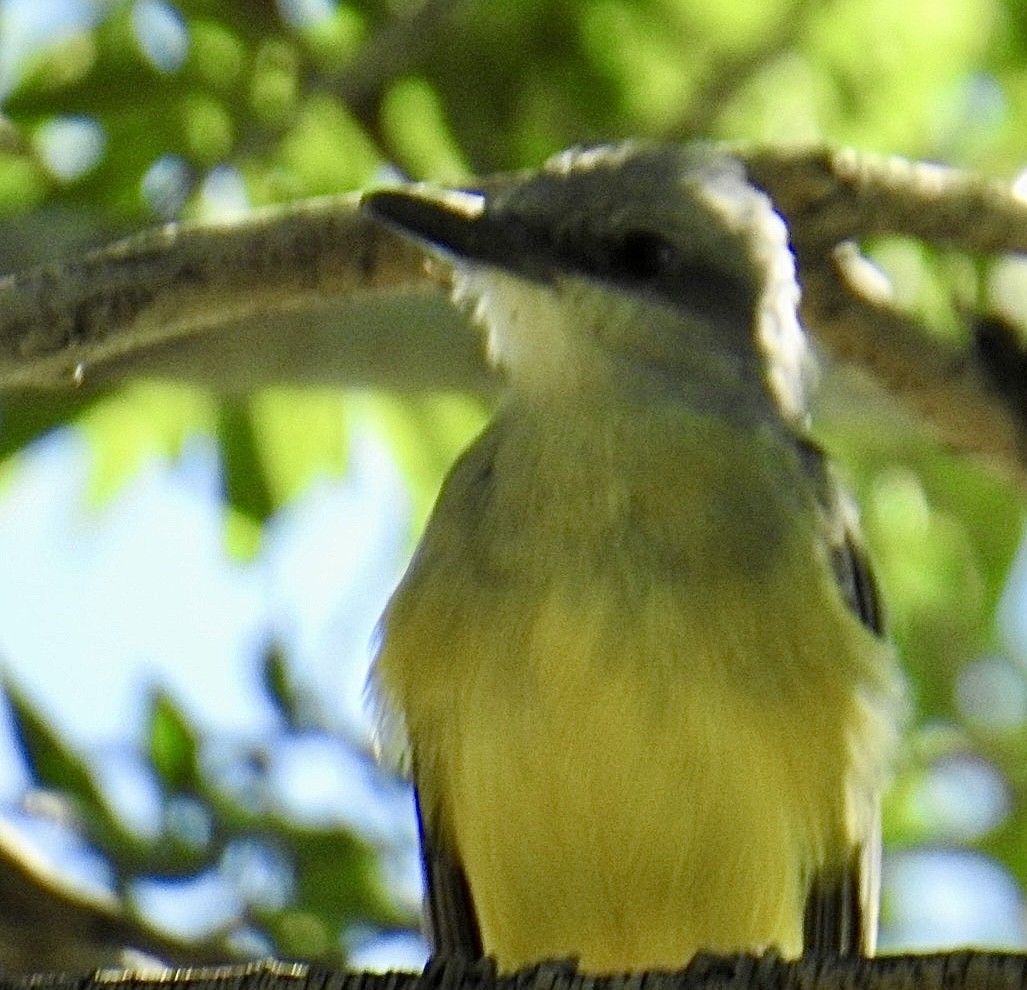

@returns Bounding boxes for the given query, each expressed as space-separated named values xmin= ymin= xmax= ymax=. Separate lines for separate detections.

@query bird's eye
xmin=608 ymin=230 xmax=677 ymax=280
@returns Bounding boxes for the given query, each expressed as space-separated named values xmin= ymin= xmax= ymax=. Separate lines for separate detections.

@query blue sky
xmin=0 ymin=412 xmax=428 ymax=967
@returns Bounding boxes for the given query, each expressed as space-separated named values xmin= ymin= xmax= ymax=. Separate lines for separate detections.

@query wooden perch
xmin=2 ymin=951 xmax=1027 ymax=990
xmin=3 ymin=147 xmax=1027 ymax=485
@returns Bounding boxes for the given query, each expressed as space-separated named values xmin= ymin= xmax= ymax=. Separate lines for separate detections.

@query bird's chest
xmin=480 ymin=408 xmax=809 ymax=603
xmin=441 ymin=418 xmax=864 ymax=967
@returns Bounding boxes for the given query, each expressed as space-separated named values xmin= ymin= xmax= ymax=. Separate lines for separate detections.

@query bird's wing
xmin=416 ymin=786 xmax=484 ymax=958
xmin=797 ymin=437 xmax=886 ymax=957
xmin=370 ymin=428 xmax=496 ymax=961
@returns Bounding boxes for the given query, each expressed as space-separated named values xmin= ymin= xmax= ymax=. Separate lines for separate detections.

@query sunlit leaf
xmin=147 ymin=688 xmax=201 ymax=793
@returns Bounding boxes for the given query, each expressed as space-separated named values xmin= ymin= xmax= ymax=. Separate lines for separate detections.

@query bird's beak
xmin=364 ymin=185 xmax=487 ymax=257
xmin=363 ymin=184 xmax=544 ymax=278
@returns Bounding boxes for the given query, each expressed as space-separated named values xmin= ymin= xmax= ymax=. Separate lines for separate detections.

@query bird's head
xmin=364 ymin=143 xmax=810 ymax=424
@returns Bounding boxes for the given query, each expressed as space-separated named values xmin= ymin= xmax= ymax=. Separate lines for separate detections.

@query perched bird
xmin=364 ymin=143 xmax=903 ymax=974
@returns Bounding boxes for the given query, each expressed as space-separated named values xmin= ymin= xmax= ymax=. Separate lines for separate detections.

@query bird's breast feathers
xmin=373 ymin=407 xmax=900 ymax=970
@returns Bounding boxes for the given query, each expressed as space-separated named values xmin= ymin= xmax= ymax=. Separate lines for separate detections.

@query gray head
xmin=364 ymin=142 xmax=811 ymax=423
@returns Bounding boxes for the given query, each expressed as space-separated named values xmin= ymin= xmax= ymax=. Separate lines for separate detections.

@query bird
xmin=363 ymin=142 xmax=904 ymax=975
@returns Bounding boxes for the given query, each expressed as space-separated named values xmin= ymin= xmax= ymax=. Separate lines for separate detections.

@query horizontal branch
xmin=743 ymin=145 xmax=1027 ymax=254
xmin=3 ymin=951 xmax=1027 ymax=990
xmin=746 ymin=147 xmax=1027 ymax=487
xmin=4 ymin=146 xmax=1027 ymax=484
xmin=0 ymin=195 xmax=489 ymax=395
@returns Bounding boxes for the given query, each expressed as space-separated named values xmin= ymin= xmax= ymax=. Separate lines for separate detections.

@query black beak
xmin=362 ymin=185 xmax=545 ymax=278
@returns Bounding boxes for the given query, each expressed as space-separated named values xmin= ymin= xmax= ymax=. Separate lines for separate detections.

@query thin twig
xmin=667 ymin=0 xmax=819 ymax=140
xmin=333 ymin=0 xmax=466 ymax=155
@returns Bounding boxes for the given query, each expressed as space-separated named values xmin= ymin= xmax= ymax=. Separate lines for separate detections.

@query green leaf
xmin=147 ymin=688 xmax=201 ymax=793
xmin=0 ymin=392 xmax=99 ymax=472
xmin=78 ymin=381 xmax=217 ymax=506
xmin=244 ymin=386 xmax=349 ymax=508
xmin=219 ymin=388 xmax=353 ymax=527
xmin=253 ymin=821 xmax=409 ymax=963
xmin=218 ymin=394 xmax=276 ymax=523
xmin=3 ymin=677 xmax=110 ymax=817
xmin=260 ymin=643 xmax=302 ymax=728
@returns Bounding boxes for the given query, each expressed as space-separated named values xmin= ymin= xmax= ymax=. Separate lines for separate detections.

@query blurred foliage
xmin=4 ymin=652 xmax=406 ymax=966
xmin=0 ymin=0 xmax=1026 ymax=971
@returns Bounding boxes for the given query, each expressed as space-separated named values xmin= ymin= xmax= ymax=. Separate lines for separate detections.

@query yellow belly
xmin=431 ymin=576 xmax=885 ymax=972
xmin=374 ymin=410 xmax=899 ymax=973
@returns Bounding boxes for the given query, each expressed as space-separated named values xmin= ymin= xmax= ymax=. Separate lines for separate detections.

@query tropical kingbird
xmin=363 ymin=143 xmax=903 ymax=974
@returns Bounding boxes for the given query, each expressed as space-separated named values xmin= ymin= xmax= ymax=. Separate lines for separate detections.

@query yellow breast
xmin=373 ymin=405 xmax=899 ymax=972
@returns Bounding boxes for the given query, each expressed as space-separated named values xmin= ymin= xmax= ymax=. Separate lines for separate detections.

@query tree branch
xmin=0 ymin=822 xmax=232 ymax=973
xmin=4 ymin=147 xmax=1027 ymax=484
xmin=742 ymin=145 xmax=1027 ymax=252
xmin=0 ymin=195 xmax=489 ymax=395
xmin=1 ymin=951 xmax=1026 ymax=990
xmin=742 ymin=147 xmax=1027 ymax=487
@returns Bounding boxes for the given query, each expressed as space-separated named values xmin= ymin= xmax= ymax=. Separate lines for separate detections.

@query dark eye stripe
xmin=672 ymin=259 xmax=755 ymax=320
xmin=608 ymin=230 xmax=678 ymax=280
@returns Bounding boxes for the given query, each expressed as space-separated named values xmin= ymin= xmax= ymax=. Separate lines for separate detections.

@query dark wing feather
xmin=397 ymin=437 xmax=497 ymax=961
xmin=416 ymin=787 xmax=484 ymax=959
xmin=796 ymin=437 xmax=886 ymax=957
xmin=802 ymin=834 xmax=870 ymax=955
